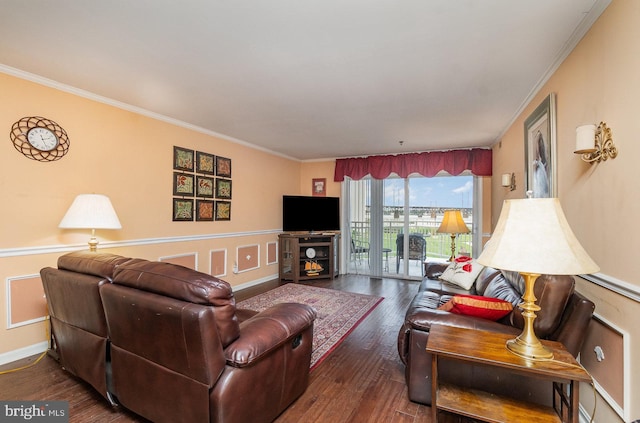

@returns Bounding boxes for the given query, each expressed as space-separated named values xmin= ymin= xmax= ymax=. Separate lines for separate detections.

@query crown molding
xmin=495 ymin=0 xmax=613 ymax=145
xmin=0 ymin=64 xmax=300 ymax=162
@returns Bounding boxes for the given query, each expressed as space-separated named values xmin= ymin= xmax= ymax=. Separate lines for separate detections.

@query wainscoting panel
xmin=580 ymin=314 xmax=629 ymax=422
xmin=210 ymin=249 xmax=227 ymax=277
xmin=237 ymin=244 xmax=259 ymax=273
xmin=7 ymin=275 xmax=47 ymax=328
xmin=159 ymin=253 xmax=197 ymax=270
xmin=266 ymin=241 xmax=277 ymax=265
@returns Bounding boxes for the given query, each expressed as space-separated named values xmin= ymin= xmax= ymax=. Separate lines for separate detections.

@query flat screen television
xmin=282 ymin=195 xmax=340 ymax=233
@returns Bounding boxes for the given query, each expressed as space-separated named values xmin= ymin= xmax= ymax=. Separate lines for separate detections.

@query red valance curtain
xmin=334 ymin=148 xmax=492 ymax=181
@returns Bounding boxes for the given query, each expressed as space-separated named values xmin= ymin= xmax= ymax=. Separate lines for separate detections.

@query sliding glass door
xmin=343 ymin=174 xmax=477 ymax=279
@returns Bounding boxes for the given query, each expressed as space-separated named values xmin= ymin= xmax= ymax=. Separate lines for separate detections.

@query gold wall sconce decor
xmin=574 ymin=122 xmax=618 ymax=163
xmin=501 ymin=173 xmax=516 ymax=191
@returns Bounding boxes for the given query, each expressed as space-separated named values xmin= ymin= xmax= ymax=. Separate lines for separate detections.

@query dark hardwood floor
xmin=0 ymin=275 xmax=472 ymax=422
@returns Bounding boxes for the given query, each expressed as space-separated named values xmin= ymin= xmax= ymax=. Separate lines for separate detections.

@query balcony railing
xmin=350 ymin=208 xmax=473 ymax=272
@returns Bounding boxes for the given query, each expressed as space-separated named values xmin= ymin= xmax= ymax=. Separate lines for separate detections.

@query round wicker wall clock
xmin=10 ymin=116 xmax=70 ymax=162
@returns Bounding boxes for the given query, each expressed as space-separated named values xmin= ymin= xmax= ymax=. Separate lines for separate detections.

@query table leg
xmin=570 ymin=380 xmax=579 ymax=423
xmin=431 ymin=354 xmax=438 ymax=423
xmin=379 ymin=248 xmax=390 ymax=272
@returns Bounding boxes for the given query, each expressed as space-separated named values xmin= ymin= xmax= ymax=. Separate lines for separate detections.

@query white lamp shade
xmin=477 ymin=198 xmax=599 ymax=275
xmin=575 ymin=124 xmax=597 ymax=154
xmin=59 ymin=194 xmax=122 ymax=229
xmin=501 ymin=173 xmax=511 ymax=187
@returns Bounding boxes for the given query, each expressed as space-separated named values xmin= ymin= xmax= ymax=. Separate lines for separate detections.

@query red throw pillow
xmin=438 ymin=294 xmax=513 ymax=321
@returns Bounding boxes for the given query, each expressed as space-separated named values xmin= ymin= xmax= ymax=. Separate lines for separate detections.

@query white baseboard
xmin=0 ymin=341 xmax=47 ymax=366
xmin=580 ymin=404 xmax=591 ymax=423
xmin=232 ymin=274 xmax=278 ymax=292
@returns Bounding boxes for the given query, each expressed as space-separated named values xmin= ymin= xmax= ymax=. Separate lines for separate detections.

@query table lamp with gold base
xmin=437 ymin=209 xmax=470 ymax=261
xmin=477 ymin=197 xmax=599 ymax=361
xmin=59 ymin=194 xmax=122 ymax=251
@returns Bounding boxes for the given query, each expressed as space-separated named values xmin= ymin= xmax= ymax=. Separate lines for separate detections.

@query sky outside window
xmin=384 ymin=176 xmax=473 ymax=209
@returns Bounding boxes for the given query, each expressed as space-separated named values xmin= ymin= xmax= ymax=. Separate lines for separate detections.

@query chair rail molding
xmin=579 ymin=273 xmax=640 ymax=304
xmin=0 ymin=229 xmax=282 ymax=258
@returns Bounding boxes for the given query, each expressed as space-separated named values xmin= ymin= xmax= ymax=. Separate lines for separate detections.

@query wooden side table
xmin=426 ymin=325 xmax=591 ymax=423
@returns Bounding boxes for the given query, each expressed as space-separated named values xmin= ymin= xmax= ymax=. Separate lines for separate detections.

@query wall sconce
xmin=574 ymin=122 xmax=618 ymax=163
xmin=501 ymin=173 xmax=516 ymax=191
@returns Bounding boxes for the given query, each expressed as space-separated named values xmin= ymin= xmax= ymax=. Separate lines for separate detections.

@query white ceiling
xmin=0 ymin=0 xmax=609 ymax=161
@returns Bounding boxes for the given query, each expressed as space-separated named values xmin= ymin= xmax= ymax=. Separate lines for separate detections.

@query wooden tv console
xmin=278 ymin=233 xmax=339 ymax=283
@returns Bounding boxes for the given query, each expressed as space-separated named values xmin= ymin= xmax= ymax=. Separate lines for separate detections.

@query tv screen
xmin=282 ymin=195 xmax=340 ymax=233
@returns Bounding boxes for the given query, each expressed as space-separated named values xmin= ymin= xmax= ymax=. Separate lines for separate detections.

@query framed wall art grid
xmin=172 ymin=145 xmax=232 ymax=221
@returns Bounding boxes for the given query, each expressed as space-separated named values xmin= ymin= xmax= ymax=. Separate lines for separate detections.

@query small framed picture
xmin=215 ymin=178 xmax=232 ymax=199
xmin=196 ymin=200 xmax=214 ymax=221
xmin=173 ymin=172 xmax=195 ymax=196
xmin=312 ymin=178 xmax=326 ymax=196
xmin=196 ymin=175 xmax=215 ymax=198
xmin=215 ymin=201 xmax=231 ymax=221
xmin=196 ymin=151 xmax=215 ymax=175
xmin=216 ymin=156 xmax=232 ymax=178
xmin=172 ymin=198 xmax=194 ymax=221
xmin=173 ymin=146 xmax=194 ymax=171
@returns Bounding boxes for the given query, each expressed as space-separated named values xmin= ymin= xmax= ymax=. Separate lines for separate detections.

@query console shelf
xmin=278 ymin=233 xmax=339 ymax=283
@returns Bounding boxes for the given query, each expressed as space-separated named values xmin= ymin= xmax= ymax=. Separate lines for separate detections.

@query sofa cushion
xmin=113 ymin=259 xmax=240 ymax=346
xmin=58 ymin=251 xmax=129 ymax=281
xmin=438 ymin=294 xmax=513 ymax=321
xmin=403 ymin=290 xmax=520 ymax=334
xmin=502 ymin=269 xmax=525 ymax=293
xmin=473 ymin=267 xmax=503 ymax=295
xmin=439 ymin=256 xmax=485 ymax=290
xmin=425 ymin=262 xmax=449 ymax=279
xmin=406 ymin=289 xmax=453 ymax=313
xmin=478 ymin=270 xmax=523 ymax=307
xmin=419 ymin=277 xmax=477 ymax=295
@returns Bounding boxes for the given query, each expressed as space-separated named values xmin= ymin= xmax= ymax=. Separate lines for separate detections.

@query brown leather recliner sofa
xmin=397 ymin=261 xmax=595 ymax=406
xmin=41 ymin=251 xmax=316 ymax=423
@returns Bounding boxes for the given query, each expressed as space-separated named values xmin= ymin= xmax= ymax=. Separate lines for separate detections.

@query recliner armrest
xmin=425 ymin=262 xmax=449 ymax=279
xmin=397 ymin=306 xmax=521 ymax=366
xmin=406 ymin=307 xmax=520 ymax=335
xmin=550 ymin=292 xmax=595 ymax=357
xmin=224 ymin=303 xmax=316 ymax=367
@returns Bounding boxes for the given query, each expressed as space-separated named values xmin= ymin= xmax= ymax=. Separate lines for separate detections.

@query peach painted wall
xmin=0 ymin=71 xmax=303 ymax=357
xmin=491 ymin=1 xmax=639 ymax=421
xmin=159 ymin=253 xmax=197 ymax=269
xmin=481 ymin=177 xmax=492 ymax=247
xmin=299 ymin=160 xmax=341 ymax=198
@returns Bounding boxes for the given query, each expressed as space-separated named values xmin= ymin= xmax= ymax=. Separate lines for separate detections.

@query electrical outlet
xmin=593 ymin=345 xmax=605 ymax=362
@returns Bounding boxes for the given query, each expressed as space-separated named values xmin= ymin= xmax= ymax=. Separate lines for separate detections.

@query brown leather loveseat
xmin=41 ymin=251 xmax=316 ymax=423
xmin=397 ymin=261 xmax=595 ymax=406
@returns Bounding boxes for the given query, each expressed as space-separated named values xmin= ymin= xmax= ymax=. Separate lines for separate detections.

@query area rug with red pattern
xmin=237 ymin=283 xmax=383 ymax=371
